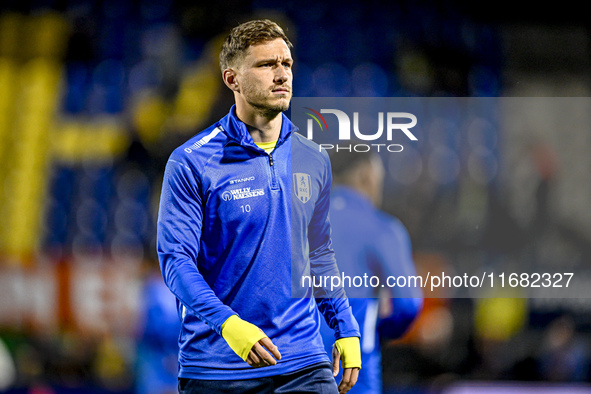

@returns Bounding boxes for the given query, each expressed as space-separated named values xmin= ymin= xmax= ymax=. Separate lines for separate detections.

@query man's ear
xmin=223 ymin=68 xmax=240 ymax=92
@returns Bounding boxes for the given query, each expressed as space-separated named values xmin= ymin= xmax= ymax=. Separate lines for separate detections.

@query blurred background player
xmin=320 ymin=149 xmax=424 ymax=394
xmin=134 ymin=260 xmax=181 ymax=394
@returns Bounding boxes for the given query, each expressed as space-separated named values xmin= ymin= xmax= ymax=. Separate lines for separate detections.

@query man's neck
xmin=340 ymin=182 xmax=378 ymax=208
xmin=235 ymin=105 xmax=283 ymax=143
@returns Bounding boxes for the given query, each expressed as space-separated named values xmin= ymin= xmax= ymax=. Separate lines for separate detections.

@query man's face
xmin=235 ymin=38 xmax=293 ymax=117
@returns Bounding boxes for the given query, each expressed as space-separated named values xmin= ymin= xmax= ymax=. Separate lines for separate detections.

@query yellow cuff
xmin=335 ymin=337 xmax=362 ymax=369
xmin=221 ymin=315 xmax=267 ymax=361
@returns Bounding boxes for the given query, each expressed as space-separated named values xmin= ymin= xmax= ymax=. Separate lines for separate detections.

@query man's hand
xmin=332 ymin=337 xmax=361 ymax=394
xmin=246 ymin=337 xmax=281 ymax=368
xmin=221 ymin=315 xmax=281 ymax=368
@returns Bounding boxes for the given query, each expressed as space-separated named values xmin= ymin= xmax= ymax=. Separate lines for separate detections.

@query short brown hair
xmin=219 ymin=19 xmax=293 ymax=71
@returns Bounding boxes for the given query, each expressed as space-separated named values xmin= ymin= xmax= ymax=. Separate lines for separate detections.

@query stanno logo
xmin=293 ymin=173 xmax=312 ymax=204
xmin=229 ymin=176 xmax=255 ymax=185
xmin=304 ymin=108 xmax=418 ymax=153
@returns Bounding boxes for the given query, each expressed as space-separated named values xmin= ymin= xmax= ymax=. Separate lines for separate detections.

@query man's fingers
xmin=350 ymin=368 xmax=359 ymax=387
xmin=338 ymin=368 xmax=358 ymax=394
xmin=331 ymin=344 xmax=340 ymax=377
xmin=246 ymin=348 xmax=263 ymax=367
xmin=245 ymin=338 xmax=282 ymax=368
xmin=338 ymin=368 xmax=351 ymax=393
xmin=252 ymin=342 xmax=276 ymax=366
xmin=260 ymin=337 xmax=282 ymax=361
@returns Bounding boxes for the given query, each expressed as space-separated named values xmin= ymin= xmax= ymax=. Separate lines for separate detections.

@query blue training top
xmin=157 ymin=106 xmax=360 ymax=380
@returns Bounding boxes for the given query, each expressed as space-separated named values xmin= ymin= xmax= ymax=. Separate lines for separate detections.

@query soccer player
xmin=157 ymin=19 xmax=361 ymax=393
xmin=319 ymin=150 xmax=423 ymax=393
